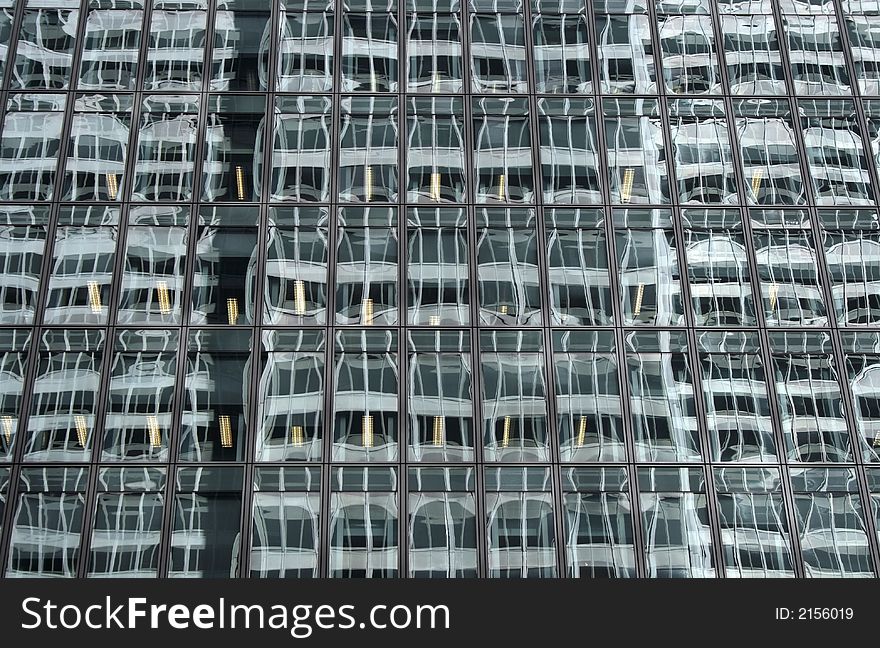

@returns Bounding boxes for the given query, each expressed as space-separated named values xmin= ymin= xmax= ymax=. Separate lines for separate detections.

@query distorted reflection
xmin=538 ymin=99 xmax=601 ymax=204
xmin=408 ymin=467 xmax=477 ymax=577
xmin=250 ymin=467 xmax=320 ymax=578
xmin=470 ymin=11 xmax=527 ymax=92
xmin=473 ymin=98 xmax=534 ymax=203
xmin=595 ymin=13 xmax=656 ymax=94
xmin=533 ymin=12 xmax=591 ymax=93
xmin=339 ymin=98 xmax=398 ymax=202
xmin=0 ymin=94 xmax=65 ymax=201
xmin=407 ymin=10 xmax=463 ymax=92
xmin=720 ymin=14 xmax=787 ymax=95
xmin=0 ymin=206 xmax=48 ymax=326
xmin=144 ymin=5 xmax=207 ymax=90
xmin=553 ymin=332 xmax=625 ymax=462
xmin=406 ymin=98 xmax=467 ymax=203
xmin=485 ymin=467 xmax=557 ymax=578
xmin=820 ymin=209 xmax=880 ymax=326
xmin=271 ymin=7 xmax=333 ymax=91
xmin=0 ymin=330 xmax=30 ymax=460
xmin=785 ymin=15 xmax=851 ymax=95
xmin=79 ymin=7 xmax=143 ymax=90
xmin=843 ymin=331 xmax=880 ymax=462
xmin=639 ymin=467 xmax=716 ymax=578
xmin=202 ymin=95 xmax=264 ymax=202
xmin=329 ymin=467 xmax=398 ymax=578
xmin=332 ymin=331 xmax=399 ymax=462
xmin=11 ymin=8 xmax=79 ymax=89
xmin=604 ymin=99 xmax=669 ymax=204
xmin=341 ymin=11 xmax=398 ymax=91
xmin=408 ymin=332 xmax=474 ymax=462
xmin=257 ymin=331 xmax=325 ymax=462
xmin=481 ymin=332 xmax=549 ymax=461
xmin=658 ymin=13 xmax=720 ymax=94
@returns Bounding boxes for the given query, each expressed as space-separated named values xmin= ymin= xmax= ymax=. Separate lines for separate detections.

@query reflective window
xmin=78 ymin=7 xmax=143 ymax=90
xmin=669 ymin=100 xmax=738 ymax=205
xmin=791 ymin=468 xmax=874 ymax=577
xmin=202 ymin=95 xmax=265 ymax=202
xmin=563 ymin=468 xmax=635 ymax=578
xmin=61 ymin=95 xmax=132 ymax=202
xmin=88 ymin=468 xmax=165 ymax=578
xmin=844 ymin=331 xmax=880 ymax=462
xmin=627 ymin=332 xmax=701 ymax=462
xmin=268 ymin=96 xmax=331 ymax=202
xmin=470 ymin=11 xmax=527 ymax=93
xmin=770 ymin=331 xmax=852 ymax=462
xmin=332 ymin=331 xmax=399 ymax=462
xmin=11 ymin=8 xmax=79 ymax=89
xmin=481 ymin=331 xmax=549 ymax=462
xmin=538 ymin=99 xmax=601 ymax=205
xmin=0 ymin=330 xmax=30 ymax=461
xmin=263 ymin=207 xmax=329 ymax=325
xmin=657 ymin=12 xmax=720 ymax=94
xmin=406 ymin=98 xmax=467 ymax=203
xmin=341 ymin=11 xmax=398 ymax=92
xmin=408 ymin=331 xmax=474 ymax=462
xmin=190 ymin=206 xmax=258 ymax=326
xmin=408 ymin=467 xmax=477 ymax=577
xmin=785 ymin=15 xmax=851 ymax=96
xmin=250 ymin=467 xmax=320 ymax=578
xmin=533 ymin=12 xmax=591 ymax=93
xmin=256 ymin=331 xmax=325 ymax=462
xmin=715 ymin=468 xmax=796 ymax=577
xmin=102 ymin=330 xmax=178 ymax=462
xmin=407 ymin=10 xmax=463 ymax=92
xmin=213 ymin=1 xmax=270 ymax=91
xmin=132 ymin=95 xmax=200 ymax=202
xmin=595 ymin=12 xmax=657 ymax=94
xmin=614 ymin=209 xmax=686 ymax=326
xmin=329 ymin=467 xmax=398 ymax=578
xmin=118 ymin=206 xmax=188 ymax=325
xmin=845 ymin=13 xmax=880 ymax=95
xmin=752 ymin=209 xmax=828 ymax=326
xmin=339 ymin=98 xmax=398 ymax=203
xmin=407 ymin=207 xmax=469 ymax=325
xmin=486 ymin=467 xmax=557 ymax=577
xmin=0 ymin=94 xmax=65 ymax=201
xmin=546 ymin=209 xmax=614 ymax=325
xmin=0 ymin=206 xmax=48 ymax=326
xmin=473 ymin=98 xmax=534 ymax=203
xmin=169 ymin=467 xmax=243 ymax=578
xmin=604 ymin=99 xmax=670 ymax=205
xmin=477 ymin=209 xmax=541 ymax=325
xmin=820 ymin=209 xmax=880 ymax=326
xmin=336 ymin=207 xmax=398 ymax=325
xmin=553 ymin=331 xmax=625 ymax=462
xmin=720 ymin=14 xmax=787 ymax=95
xmin=639 ymin=467 xmax=716 ymax=578
xmin=684 ymin=209 xmax=756 ymax=326
xmin=144 ymin=4 xmax=207 ymax=90
xmin=179 ymin=330 xmax=252 ymax=462
xmin=700 ymin=332 xmax=777 ymax=462
xmin=275 ymin=5 xmax=333 ymax=91
xmin=7 ymin=467 xmax=88 ymax=578
xmin=733 ymin=99 xmax=806 ymax=206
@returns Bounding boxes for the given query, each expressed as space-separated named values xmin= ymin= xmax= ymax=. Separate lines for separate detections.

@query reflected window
xmin=339 ymin=98 xmax=398 ymax=203
xmin=533 ymin=13 xmax=591 ymax=93
xmin=408 ymin=467 xmax=477 ymax=577
xmin=268 ymin=97 xmax=332 ymax=202
xmin=604 ymin=99 xmax=670 ymax=204
xmin=700 ymin=333 xmax=777 ymax=462
xmin=639 ymin=468 xmax=716 ymax=578
xmin=563 ymin=468 xmax=635 ymax=578
xmin=202 ymin=95 xmax=265 ymax=202
xmin=792 ymin=468 xmax=874 ymax=577
xmin=470 ymin=12 xmax=527 ymax=93
xmin=407 ymin=208 xmax=469 ymax=326
xmin=332 ymin=331 xmax=399 ymax=462
xmin=721 ymin=15 xmax=786 ymax=94
xmin=785 ymin=15 xmax=851 ymax=95
xmin=473 ymin=98 xmax=534 ymax=203
xmin=179 ymin=331 xmax=251 ymax=462
xmin=0 ymin=330 xmax=30 ymax=461
xmin=715 ymin=468 xmax=796 ymax=577
xmin=132 ymin=96 xmax=200 ymax=202
xmin=118 ymin=206 xmax=188 ymax=325
xmin=336 ymin=208 xmax=398 ymax=325
xmin=11 ymin=8 xmax=79 ymax=89
xmin=250 ymin=468 xmax=320 ymax=578
xmin=257 ymin=331 xmax=325 ymax=463
xmin=553 ymin=332 xmax=625 ymax=462
xmin=169 ymin=467 xmax=243 ymax=578
xmin=684 ymin=209 xmax=756 ymax=326
xmin=79 ymin=8 xmax=143 ymax=90
xmin=614 ymin=209 xmax=686 ymax=326
xmin=0 ymin=94 xmax=65 ymax=201
xmin=771 ymin=332 xmax=852 ymax=462
xmin=844 ymin=333 xmax=880 ymax=463
xmin=102 ymin=330 xmax=178 ymax=462
xmin=658 ymin=13 xmax=720 ymax=94
xmin=88 ymin=468 xmax=165 ymax=578
xmin=481 ymin=331 xmax=549 ymax=462
xmin=144 ymin=6 xmax=207 ymax=90
xmin=820 ymin=209 xmax=880 ymax=326
xmin=274 ymin=7 xmax=333 ymax=91
xmin=406 ymin=98 xmax=467 ymax=203
xmin=264 ymin=207 xmax=329 ymax=325
xmin=486 ymin=467 xmax=557 ymax=578
xmin=212 ymin=3 xmax=270 ymax=91
xmin=408 ymin=332 xmax=474 ymax=462
xmin=538 ymin=99 xmax=601 ymax=204
xmin=407 ymin=11 xmax=463 ymax=92
xmin=7 ymin=468 xmax=88 ymax=578
xmin=846 ymin=14 xmax=880 ymax=95
xmin=329 ymin=467 xmax=398 ymax=578
xmin=627 ymin=333 xmax=701 ymax=462
xmin=595 ymin=13 xmax=656 ymax=94
xmin=0 ymin=206 xmax=48 ymax=325
xmin=341 ymin=12 xmax=398 ymax=92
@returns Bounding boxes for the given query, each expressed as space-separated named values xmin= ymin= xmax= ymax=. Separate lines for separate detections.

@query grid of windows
xmin=0 ymin=0 xmax=880 ymax=578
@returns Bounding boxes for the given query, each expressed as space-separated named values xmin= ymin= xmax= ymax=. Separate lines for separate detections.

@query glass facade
xmin=0 ymin=0 xmax=879 ymax=579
